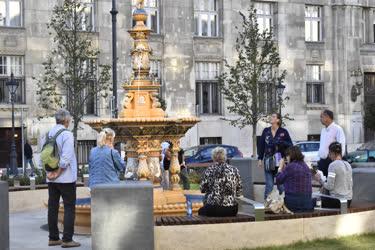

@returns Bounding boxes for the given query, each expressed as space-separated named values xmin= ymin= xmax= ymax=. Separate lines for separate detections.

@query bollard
xmin=91 ymin=181 xmax=154 ymax=250
xmin=30 ymin=176 xmax=36 ymax=190
xmin=83 ymin=174 xmax=89 ymax=187
xmin=0 ymin=181 xmax=9 ymax=250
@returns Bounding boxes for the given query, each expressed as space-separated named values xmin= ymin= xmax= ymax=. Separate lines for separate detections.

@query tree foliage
xmin=34 ymin=0 xmax=111 ymax=143
xmin=218 ymin=6 xmax=289 ymax=155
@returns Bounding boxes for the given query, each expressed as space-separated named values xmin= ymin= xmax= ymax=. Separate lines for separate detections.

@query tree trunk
xmin=252 ymin=123 xmax=257 ymax=159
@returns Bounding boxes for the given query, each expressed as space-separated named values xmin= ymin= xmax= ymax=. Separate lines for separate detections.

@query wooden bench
xmin=155 ymin=214 xmax=255 ymax=226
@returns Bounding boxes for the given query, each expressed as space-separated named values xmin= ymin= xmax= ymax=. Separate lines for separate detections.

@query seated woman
xmin=89 ymin=128 xmax=125 ymax=188
xmin=198 ymin=147 xmax=242 ymax=217
xmin=316 ymin=142 xmax=353 ymax=208
xmin=276 ymin=146 xmax=314 ymax=213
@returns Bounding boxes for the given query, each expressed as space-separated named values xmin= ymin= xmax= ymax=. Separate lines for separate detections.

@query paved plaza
xmin=10 ymin=209 xmax=91 ymax=250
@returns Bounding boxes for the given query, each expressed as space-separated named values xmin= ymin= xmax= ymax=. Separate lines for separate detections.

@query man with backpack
xmin=43 ymin=109 xmax=80 ymax=248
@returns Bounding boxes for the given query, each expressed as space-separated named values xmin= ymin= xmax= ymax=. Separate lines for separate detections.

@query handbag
xmin=264 ymin=155 xmax=276 ymax=172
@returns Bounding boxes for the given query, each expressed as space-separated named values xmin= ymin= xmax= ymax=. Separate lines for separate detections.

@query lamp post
xmin=6 ymin=73 xmax=19 ymax=176
xmin=276 ymin=80 xmax=285 ymax=115
xmin=110 ymin=0 xmax=118 ymax=118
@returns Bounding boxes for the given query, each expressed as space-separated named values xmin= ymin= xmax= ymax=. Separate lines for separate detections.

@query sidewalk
xmin=10 ymin=209 xmax=91 ymax=250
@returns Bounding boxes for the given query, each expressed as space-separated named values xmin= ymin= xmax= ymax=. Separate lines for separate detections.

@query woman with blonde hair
xmin=89 ymin=128 xmax=125 ymax=188
xmin=198 ymin=147 xmax=243 ymax=217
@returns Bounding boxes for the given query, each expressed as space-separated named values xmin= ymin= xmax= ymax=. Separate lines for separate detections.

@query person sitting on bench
xmin=315 ymin=142 xmax=353 ymax=208
xmin=276 ymin=146 xmax=314 ymax=213
xmin=198 ymin=147 xmax=243 ymax=217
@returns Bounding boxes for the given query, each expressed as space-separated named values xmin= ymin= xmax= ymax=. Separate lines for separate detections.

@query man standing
xmin=46 ymin=109 xmax=80 ymax=248
xmin=318 ymin=109 xmax=346 ymax=177
xmin=24 ymin=139 xmax=35 ymax=176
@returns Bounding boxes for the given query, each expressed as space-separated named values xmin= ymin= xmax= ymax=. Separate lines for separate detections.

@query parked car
xmin=295 ymin=141 xmax=320 ymax=165
xmin=347 ymin=141 xmax=375 ymax=168
xmin=184 ymin=144 xmax=243 ymax=166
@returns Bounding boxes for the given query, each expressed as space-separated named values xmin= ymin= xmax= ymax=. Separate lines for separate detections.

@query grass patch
xmin=189 ymin=183 xmax=200 ymax=190
xmin=238 ymin=233 xmax=375 ymax=250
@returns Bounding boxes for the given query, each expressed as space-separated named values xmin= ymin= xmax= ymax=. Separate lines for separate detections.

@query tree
xmin=218 ymin=6 xmax=289 ymax=156
xmin=34 ymin=0 xmax=111 ymax=146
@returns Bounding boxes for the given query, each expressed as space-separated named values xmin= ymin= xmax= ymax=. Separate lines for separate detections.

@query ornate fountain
xmin=59 ymin=0 xmax=202 ymax=234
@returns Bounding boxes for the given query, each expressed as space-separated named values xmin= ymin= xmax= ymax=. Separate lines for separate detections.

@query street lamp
xmin=6 ymin=73 xmax=19 ymax=176
xmin=276 ymin=80 xmax=285 ymax=115
xmin=110 ymin=0 xmax=118 ymax=118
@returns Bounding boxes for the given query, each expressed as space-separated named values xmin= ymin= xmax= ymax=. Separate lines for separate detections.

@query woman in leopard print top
xmin=198 ymin=147 xmax=243 ymax=217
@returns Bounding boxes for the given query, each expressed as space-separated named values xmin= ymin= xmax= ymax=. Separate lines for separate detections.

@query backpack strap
xmin=52 ymin=128 xmax=68 ymax=141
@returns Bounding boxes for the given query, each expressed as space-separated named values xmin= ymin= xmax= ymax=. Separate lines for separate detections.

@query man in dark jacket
xmin=24 ymin=139 xmax=35 ymax=176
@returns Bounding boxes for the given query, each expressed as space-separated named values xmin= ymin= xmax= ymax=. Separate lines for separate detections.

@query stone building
xmin=0 ymin=0 xmax=374 ymax=168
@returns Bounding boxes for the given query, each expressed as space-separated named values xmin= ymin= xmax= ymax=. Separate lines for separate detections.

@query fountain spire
xmin=120 ymin=0 xmax=165 ymax=118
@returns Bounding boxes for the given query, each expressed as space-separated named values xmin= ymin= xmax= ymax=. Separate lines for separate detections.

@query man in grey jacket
xmin=46 ymin=109 xmax=80 ymax=248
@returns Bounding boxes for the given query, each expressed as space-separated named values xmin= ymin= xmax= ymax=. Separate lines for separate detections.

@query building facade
xmin=0 ymin=0 xmax=375 ymax=167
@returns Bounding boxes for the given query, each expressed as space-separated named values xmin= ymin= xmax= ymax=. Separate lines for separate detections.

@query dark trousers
xmin=284 ymin=193 xmax=314 ymax=213
xmin=318 ymin=157 xmax=332 ymax=177
xmin=48 ymin=182 xmax=76 ymax=242
xmin=179 ymin=167 xmax=190 ymax=190
xmin=198 ymin=204 xmax=238 ymax=217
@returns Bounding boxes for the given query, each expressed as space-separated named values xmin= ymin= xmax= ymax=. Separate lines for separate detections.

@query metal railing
xmin=312 ymin=192 xmax=348 ymax=214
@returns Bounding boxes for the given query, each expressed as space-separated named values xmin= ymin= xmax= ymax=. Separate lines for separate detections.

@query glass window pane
xmin=210 ymin=14 xmax=217 ymax=36
xmin=9 ymin=0 xmax=21 ymax=27
xmin=150 ymin=9 xmax=157 ymax=32
xmin=305 ymin=21 xmax=311 ymax=41
xmin=0 ymin=1 xmax=6 ymax=26
xmin=307 ymin=84 xmax=312 ymax=103
xmin=194 ymin=13 xmax=199 ymax=35
xmin=202 ymin=83 xmax=210 ymax=113
xmin=211 ymin=83 xmax=219 ymax=113
xmin=201 ymin=14 xmax=208 ymax=36
xmin=0 ymin=56 xmax=6 ymax=75
xmin=311 ymin=21 xmax=319 ymax=41
xmin=196 ymin=82 xmax=201 ymax=108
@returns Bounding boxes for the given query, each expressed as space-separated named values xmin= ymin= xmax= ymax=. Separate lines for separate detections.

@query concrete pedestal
xmin=91 ymin=181 xmax=154 ymax=250
xmin=0 ymin=181 xmax=9 ymax=250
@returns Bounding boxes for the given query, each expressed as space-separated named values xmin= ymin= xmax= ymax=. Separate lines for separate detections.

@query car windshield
xmin=348 ymin=151 xmax=368 ymax=162
xmin=184 ymin=147 xmax=199 ymax=157
xmin=297 ymin=143 xmax=319 ymax=152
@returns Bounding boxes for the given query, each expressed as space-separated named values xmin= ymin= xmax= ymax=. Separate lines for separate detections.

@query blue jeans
xmin=25 ymin=158 xmax=35 ymax=176
xmin=264 ymin=169 xmax=284 ymax=199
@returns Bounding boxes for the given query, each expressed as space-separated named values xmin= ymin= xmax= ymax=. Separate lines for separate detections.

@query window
xmin=194 ymin=0 xmax=219 ymax=37
xmin=78 ymin=0 xmax=95 ymax=31
xmin=305 ymin=5 xmax=322 ymax=42
xmin=195 ymin=62 xmax=221 ymax=114
xmin=306 ymin=65 xmax=324 ymax=104
xmin=258 ymin=66 xmax=276 ymax=114
xmin=254 ymin=2 xmax=273 ymax=34
xmin=66 ymin=59 xmax=98 ymax=115
xmin=373 ymin=10 xmax=375 ymax=43
xmin=199 ymin=137 xmax=222 ymax=145
xmin=77 ymin=140 xmax=96 ymax=165
xmin=0 ymin=0 xmax=22 ymax=27
xmin=150 ymin=60 xmax=161 ymax=80
xmin=132 ymin=0 xmax=159 ymax=33
xmin=0 ymin=55 xmax=25 ymax=103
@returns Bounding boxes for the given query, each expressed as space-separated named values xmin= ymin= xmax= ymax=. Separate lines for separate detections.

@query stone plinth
xmin=91 ymin=182 xmax=154 ymax=250
xmin=0 ymin=181 xmax=9 ymax=250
